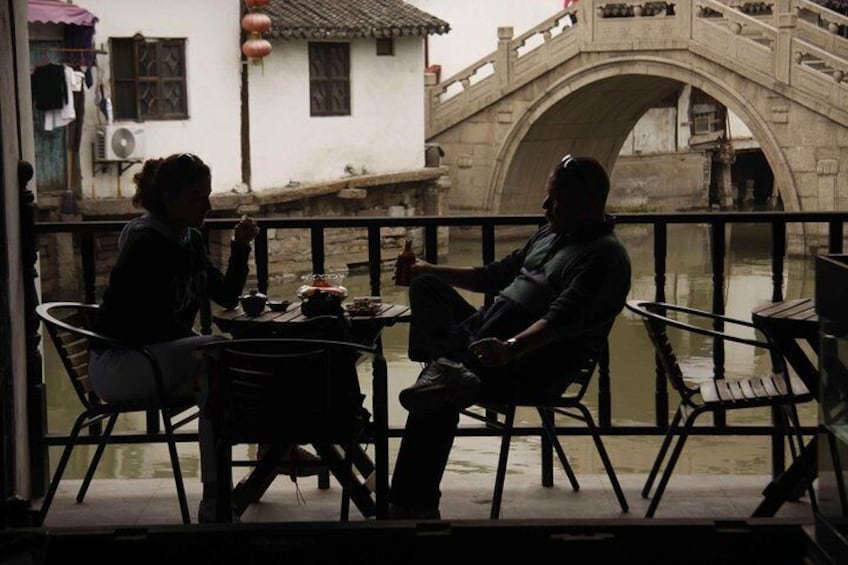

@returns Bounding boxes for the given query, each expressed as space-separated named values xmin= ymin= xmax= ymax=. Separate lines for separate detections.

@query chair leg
xmin=643 ymin=407 xmax=683 ymax=499
xmin=76 ymin=414 xmax=118 ymax=503
xmin=646 ymin=413 xmax=698 ymax=518
xmin=537 ymin=408 xmax=579 ymax=491
xmin=40 ymin=414 xmax=88 ymax=523
xmin=782 ymin=402 xmax=819 ymax=513
xmin=339 ymin=439 xmax=355 ymax=521
xmin=825 ymin=428 xmax=848 ymax=515
xmin=574 ymin=403 xmax=629 ymax=513
xmin=490 ymin=405 xmax=516 ymax=519
xmin=161 ymin=411 xmax=191 ymax=524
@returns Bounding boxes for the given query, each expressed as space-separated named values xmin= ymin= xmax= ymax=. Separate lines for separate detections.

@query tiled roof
xmin=265 ymin=0 xmax=450 ymax=40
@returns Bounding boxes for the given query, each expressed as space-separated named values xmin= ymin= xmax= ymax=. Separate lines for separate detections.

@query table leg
xmin=231 ymin=444 xmax=286 ymax=516
xmin=372 ymin=336 xmax=390 ymax=519
xmin=752 ymin=438 xmax=817 ymax=517
xmin=229 ymin=443 xmax=377 ymax=518
xmin=313 ymin=444 xmax=376 ymax=517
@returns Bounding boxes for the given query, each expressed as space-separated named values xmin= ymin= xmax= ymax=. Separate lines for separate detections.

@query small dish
xmin=345 ymin=302 xmax=381 ymax=316
xmin=267 ymin=299 xmax=291 ymax=312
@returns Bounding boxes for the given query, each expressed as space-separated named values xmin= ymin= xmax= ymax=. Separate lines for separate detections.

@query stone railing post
xmin=424 ymin=71 xmax=438 ymax=139
xmin=19 ymin=161 xmax=46 ymax=499
xmin=775 ymin=0 xmax=796 ymax=84
xmin=580 ymin=0 xmax=597 ymax=43
xmin=496 ymin=26 xmax=514 ymax=94
xmin=677 ymin=0 xmax=693 ymax=40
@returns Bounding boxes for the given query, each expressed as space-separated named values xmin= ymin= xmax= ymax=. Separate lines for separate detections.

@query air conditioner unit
xmin=95 ymin=125 xmax=145 ymax=161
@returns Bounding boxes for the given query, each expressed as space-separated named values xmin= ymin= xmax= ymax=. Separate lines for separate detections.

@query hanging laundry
xmin=44 ymin=65 xmax=76 ymax=131
xmin=31 ymin=63 xmax=66 ymax=111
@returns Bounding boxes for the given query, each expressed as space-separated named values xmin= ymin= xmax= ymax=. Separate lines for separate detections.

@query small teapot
xmin=239 ymin=288 xmax=267 ymax=317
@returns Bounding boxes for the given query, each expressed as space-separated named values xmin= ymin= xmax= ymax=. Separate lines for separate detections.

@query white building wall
xmin=76 ymin=0 xmax=242 ymax=198
xmin=249 ymin=37 xmax=426 ymax=189
xmin=407 ymin=0 xmax=564 ymax=78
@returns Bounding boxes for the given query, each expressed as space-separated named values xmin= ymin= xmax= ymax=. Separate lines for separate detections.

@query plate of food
xmin=296 ymin=273 xmax=348 ymax=300
xmin=345 ymin=296 xmax=382 ymax=316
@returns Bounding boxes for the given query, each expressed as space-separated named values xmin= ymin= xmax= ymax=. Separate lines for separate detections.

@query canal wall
xmin=35 ymin=168 xmax=449 ymax=301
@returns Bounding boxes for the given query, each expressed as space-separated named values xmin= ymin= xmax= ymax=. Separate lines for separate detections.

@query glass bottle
xmin=395 ymin=239 xmax=415 ymax=287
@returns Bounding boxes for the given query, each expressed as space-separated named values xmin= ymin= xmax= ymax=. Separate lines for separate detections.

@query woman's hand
xmin=233 ymin=215 xmax=259 ymax=245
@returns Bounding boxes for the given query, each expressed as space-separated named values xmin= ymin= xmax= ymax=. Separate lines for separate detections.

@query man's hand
xmin=233 ymin=215 xmax=259 ymax=246
xmin=393 ymin=256 xmax=433 ymax=286
xmin=468 ymin=337 xmax=513 ymax=367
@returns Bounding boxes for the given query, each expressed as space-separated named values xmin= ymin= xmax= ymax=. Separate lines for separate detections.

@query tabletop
xmin=213 ymin=302 xmax=411 ymax=340
xmin=751 ymin=297 xmax=818 ymax=338
xmin=751 ymin=297 xmax=819 ymax=391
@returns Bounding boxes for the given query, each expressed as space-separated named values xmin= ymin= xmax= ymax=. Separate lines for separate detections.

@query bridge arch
xmin=488 ymin=57 xmax=801 ymax=217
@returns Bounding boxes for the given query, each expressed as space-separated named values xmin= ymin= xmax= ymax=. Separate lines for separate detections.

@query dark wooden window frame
xmin=110 ymin=35 xmax=188 ymax=121
xmin=376 ymin=37 xmax=394 ymax=56
xmin=309 ymin=42 xmax=351 ymax=117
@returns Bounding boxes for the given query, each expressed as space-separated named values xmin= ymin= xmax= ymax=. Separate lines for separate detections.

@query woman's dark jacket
xmin=95 ymin=213 xmax=251 ymax=345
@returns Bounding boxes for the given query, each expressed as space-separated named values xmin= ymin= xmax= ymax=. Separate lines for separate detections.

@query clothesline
xmin=41 ymin=47 xmax=107 ymax=54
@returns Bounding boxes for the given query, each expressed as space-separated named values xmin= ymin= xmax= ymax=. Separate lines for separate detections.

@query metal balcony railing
xmin=27 ymin=211 xmax=848 ymax=497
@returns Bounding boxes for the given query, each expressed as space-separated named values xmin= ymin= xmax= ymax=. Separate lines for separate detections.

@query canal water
xmin=41 ymin=222 xmax=819 ymax=481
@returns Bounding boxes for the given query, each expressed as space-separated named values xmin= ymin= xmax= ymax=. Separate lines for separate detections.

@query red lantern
xmin=242 ymin=35 xmax=272 ymax=62
xmin=241 ymin=0 xmax=272 ymax=65
xmin=242 ymin=12 xmax=271 ymax=34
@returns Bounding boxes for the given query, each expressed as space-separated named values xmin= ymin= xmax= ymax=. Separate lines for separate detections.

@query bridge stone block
xmin=817 ymin=159 xmax=840 ymax=176
xmin=785 ymin=147 xmax=817 ymax=172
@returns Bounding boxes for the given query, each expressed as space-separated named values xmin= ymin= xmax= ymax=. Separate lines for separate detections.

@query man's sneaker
xmin=399 ymin=358 xmax=480 ymax=414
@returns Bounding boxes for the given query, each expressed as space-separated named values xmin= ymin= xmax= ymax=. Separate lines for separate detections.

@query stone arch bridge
xmin=425 ymin=0 xmax=848 ymax=250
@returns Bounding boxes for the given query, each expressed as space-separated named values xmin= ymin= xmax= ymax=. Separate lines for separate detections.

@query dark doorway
xmin=731 ymin=149 xmax=776 ymax=211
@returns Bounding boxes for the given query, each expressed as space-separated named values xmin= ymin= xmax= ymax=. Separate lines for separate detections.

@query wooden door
xmin=30 ymin=40 xmax=68 ymax=194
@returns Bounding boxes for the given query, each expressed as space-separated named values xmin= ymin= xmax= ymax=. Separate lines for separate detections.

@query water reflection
xmin=43 ymin=222 xmax=818 ymax=480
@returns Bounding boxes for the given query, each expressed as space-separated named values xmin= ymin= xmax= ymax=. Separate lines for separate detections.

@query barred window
xmin=309 ymin=42 xmax=350 ymax=117
xmin=111 ymin=36 xmax=188 ymax=121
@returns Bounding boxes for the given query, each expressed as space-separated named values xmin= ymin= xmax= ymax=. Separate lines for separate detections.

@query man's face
xmin=543 ymin=174 xmax=578 ymax=234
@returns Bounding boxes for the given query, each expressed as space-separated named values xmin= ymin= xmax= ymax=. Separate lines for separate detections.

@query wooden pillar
xmin=19 ymin=162 xmax=46 ymax=498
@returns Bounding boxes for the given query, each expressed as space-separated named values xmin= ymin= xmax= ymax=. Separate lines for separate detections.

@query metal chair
xmin=35 ymin=301 xmax=198 ymax=524
xmin=459 ymin=338 xmax=629 ymax=519
xmin=198 ymin=337 xmax=377 ymax=522
xmin=625 ymin=299 xmax=817 ymax=518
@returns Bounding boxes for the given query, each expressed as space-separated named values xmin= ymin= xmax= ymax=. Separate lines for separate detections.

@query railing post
xmin=828 ymin=219 xmax=844 ymax=254
xmin=653 ymin=222 xmax=668 ymax=429
xmin=310 ymin=227 xmax=326 ymax=275
xmin=771 ymin=220 xmax=787 ymax=302
xmin=774 ymin=0 xmax=797 ymax=85
xmin=80 ymin=233 xmax=96 ymax=304
xmin=367 ymin=225 xmax=382 ymax=297
xmin=496 ymin=27 xmax=514 ymax=95
xmin=20 ymin=161 xmax=47 ymax=499
xmin=254 ymin=226 xmax=268 ymax=294
xmin=711 ymin=221 xmax=727 ymax=428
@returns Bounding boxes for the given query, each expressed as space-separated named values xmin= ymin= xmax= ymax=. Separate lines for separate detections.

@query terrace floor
xmin=38 ymin=470 xmax=813 ymax=527
xmin=21 ymin=439 xmax=826 ymax=565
